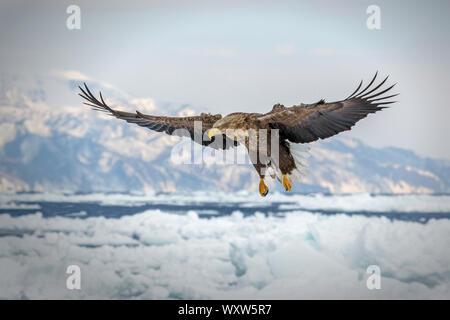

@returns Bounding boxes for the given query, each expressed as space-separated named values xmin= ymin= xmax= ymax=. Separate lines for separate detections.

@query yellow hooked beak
xmin=208 ymin=128 xmax=222 ymax=139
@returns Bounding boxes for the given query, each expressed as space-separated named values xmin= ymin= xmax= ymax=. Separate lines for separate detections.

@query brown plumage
xmin=79 ymin=72 xmax=397 ymax=196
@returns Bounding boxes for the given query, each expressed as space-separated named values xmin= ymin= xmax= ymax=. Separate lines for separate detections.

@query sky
xmin=1 ymin=0 xmax=449 ymax=159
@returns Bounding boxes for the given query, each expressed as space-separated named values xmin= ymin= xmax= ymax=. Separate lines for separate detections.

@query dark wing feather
xmin=259 ymin=73 xmax=398 ymax=143
xmin=78 ymin=83 xmax=237 ymax=149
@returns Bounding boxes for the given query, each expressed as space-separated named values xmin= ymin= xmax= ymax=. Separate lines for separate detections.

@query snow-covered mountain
xmin=0 ymin=72 xmax=448 ymax=194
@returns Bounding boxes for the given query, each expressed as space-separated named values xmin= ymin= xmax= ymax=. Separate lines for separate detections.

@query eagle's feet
xmin=259 ymin=178 xmax=269 ymax=197
xmin=282 ymin=174 xmax=292 ymax=192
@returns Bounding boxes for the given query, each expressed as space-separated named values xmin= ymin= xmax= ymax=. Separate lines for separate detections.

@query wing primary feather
xmin=363 ymin=83 xmax=396 ymax=100
xmin=84 ymin=83 xmax=104 ymax=107
xmin=99 ymin=91 xmax=108 ymax=107
xmin=80 ymin=84 xmax=101 ymax=106
xmin=367 ymin=93 xmax=399 ymax=102
xmin=375 ymin=101 xmax=397 ymax=105
xmin=77 ymin=91 xmax=90 ymax=101
xmin=77 ymin=85 xmax=89 ymax=98
xmin=357 ymin=76 xmax=389 ymax=98
xmin=89 ymin=107 xmax=109 ymax=113
xmin=79 ymin=83 xmax=119 ymax=115
xmin=345 ymin=79 xmax=363 ymax=100
xmin=81 ymin=83 xmax=94 ymax=101
xmin=83 ymin=102 xmax=107 ymax=110
xmin=78 ymin=88 xmax=97 ymax=105
xmin=352 ymin=71 xmax=378 ymax=98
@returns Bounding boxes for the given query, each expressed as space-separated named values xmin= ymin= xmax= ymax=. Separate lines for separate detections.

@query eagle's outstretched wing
xmin=258 ymin=72 xmax=398 ymax=143
xmin=78 ymin=83 xmax=237 ymax=149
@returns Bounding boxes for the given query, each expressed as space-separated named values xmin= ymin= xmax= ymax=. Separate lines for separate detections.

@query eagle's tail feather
xmin=288 ymin=143 xmax=311 ymax=183
xmin=266 ymin=143 xmax=310 ymax=186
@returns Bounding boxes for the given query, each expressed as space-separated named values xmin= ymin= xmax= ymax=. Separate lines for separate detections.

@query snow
xmin=0 ymin=193 xmax=449 ymax=299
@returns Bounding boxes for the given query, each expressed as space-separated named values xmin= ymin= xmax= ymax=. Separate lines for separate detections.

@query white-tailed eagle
xmin=79 ymin=72 xmax=397 ymax=196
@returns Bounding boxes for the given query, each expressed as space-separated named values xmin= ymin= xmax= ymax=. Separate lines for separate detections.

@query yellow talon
xmin=259 ymin=178 xmax=269 ymax=197
xmin=282 ymin=174 xmax=292 ymax=192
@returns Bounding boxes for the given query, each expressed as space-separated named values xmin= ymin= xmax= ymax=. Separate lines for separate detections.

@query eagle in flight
xmin=79 ymin=72 xmax=397 ymax=197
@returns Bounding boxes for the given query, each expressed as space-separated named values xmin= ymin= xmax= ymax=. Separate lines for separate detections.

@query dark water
xmin=1 ymin=200 xmax=449 ymax=224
